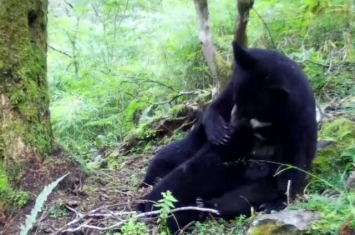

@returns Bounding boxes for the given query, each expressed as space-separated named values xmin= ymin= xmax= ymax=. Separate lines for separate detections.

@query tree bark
xmin=0 ymin=0 xmax=53 ymax=202
xmin=193 ymin=0 xmax=254 ymax=96
xmin=234 ymin=0 xmax=254 ymax=49
xmin=192 ymin=0 xmax=232 ymax=95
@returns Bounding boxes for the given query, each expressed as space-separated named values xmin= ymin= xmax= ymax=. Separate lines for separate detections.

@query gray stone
xmin=346 ymin=171 xmax=355 ymax=190
xmin=246 ymin=210 xmax=320 ymax=235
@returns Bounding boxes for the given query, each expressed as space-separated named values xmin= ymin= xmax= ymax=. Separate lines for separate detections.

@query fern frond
xmin=19 ymin=173 xmax=70 ymax=235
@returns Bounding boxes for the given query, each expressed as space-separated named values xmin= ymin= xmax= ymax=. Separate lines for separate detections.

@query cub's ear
xmin=270 ymin=85 xmax=290 ymax=99
xmin=232 ymin=41 xmax=256 ymax=70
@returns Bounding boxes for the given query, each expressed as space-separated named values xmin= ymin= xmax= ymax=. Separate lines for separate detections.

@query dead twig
xmin=52 ymin=205 xmax=219 ymax=234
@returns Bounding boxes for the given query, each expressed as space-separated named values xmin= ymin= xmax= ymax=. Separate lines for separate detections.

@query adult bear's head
xmin=230 ymin=41 xmax=313 ymax=123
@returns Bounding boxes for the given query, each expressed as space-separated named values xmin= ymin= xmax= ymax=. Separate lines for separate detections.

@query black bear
xmin=137 ymin=41 xmax=318 ymax=233
xmin=198 ymin=177 xmax=280 ymax=220
xmin=140 ymin=105 xmax=245 ymax=188
xmin=202 ymin=41 xmax=318 ymax=210
xmin=140 ymin=110 xmax=207 ymax=187
xmin=136 ymin=117 xmax=272 ymax=234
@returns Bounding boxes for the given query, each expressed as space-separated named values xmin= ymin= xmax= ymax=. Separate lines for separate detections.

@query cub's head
xmin=231 ymin=41 xmax=297 ymax=122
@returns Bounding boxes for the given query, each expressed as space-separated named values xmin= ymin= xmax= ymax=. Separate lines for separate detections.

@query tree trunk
xmin=193 ymin=0 xmax=254 ymax=96
xmin=0 ymin=0 xmax=53 ymax=207
xmin=234 ymin=0 xmax=254 ymax=49
xmin=231 ymin=0 xmax=254 ymax=69
xmin=192 ymin=0 xmax=232 ymax=95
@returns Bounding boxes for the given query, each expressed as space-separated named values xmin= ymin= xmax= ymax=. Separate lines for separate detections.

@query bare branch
xmin=48 ymin=45 xmax=72 ymax=58
xmin=52 ymin=205 xmax=219 ymax=234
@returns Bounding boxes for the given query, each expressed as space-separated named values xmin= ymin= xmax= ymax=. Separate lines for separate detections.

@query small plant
xmin=49 ymin=204 xmax=68 ymax=219
xmin=155 ymin=190 xmax=178 ymax=232
xmin=20 ymin=173 xmax=69 ymax=235
xmin=108 ymin=218 xmax=148 ymax=235
xmin=231 ymin=215 xmax=247 ymax=235
xmin=156 ymin=191 xmax=178 ymax=223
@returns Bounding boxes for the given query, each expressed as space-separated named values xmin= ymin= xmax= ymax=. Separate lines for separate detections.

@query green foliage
xmin=20 ymin=173 xmax=69 ymax=235
xmin=49 ymin=204 xmax=68 ymax=219
xmin=123 ymin=98 xmax=153 ymax=131
xmin=0 ymin=189 xmax=30 ymax=209
xmin=293 ymin=192 xmax=355 ymax=234
xmin=48 ymin=0 xmax=205 ymax=160
xmin=107 ymin=218 xmax=149 ymax=235
xmin=48 ymin=0 xmax=355 ymax=163
xmin=11 ymin=191 xmax=31 ymax=208
xmin=0 ymin=163 xmax=8 ymax=192
xmin=193 ymin=215 xmax=247 ymax=235
xmin=194 ymin=219 xmax=227 ymax=234
xmin=105 ymin=191 xmax=177 ymax=235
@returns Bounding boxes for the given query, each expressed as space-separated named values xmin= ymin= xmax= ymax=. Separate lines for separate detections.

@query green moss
xmin=124 ymin=122 xmax=157 ymax=143
xmin=215 ymin=51 xmax=232 ymax=89
xmin=248 ymin=221 xmax=300 ymax=235
xmin=0 ymin=1 xmax=52 ymax=161
xmin=311 ymin=118 xmax=355 ymax=191
xmin=0 ymin=1 xmax=53 ymax=213
xmin=319 ymin=118 xmax=355 ymax=142
xmin=195 ymin=90 xmax=212 ymax=108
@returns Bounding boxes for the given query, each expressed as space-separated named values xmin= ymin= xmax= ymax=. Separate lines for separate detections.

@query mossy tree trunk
xmin=192 ymin=0 xmax=253 ymax=96
xmin=0 ymin=0 xmax=53 ymax=203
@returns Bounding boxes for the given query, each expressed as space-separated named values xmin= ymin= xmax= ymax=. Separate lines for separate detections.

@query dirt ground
xmin=1 ymin=150 xmax=156 ymax=235
xmin=0 ymin=109 xmax=203 ymax=235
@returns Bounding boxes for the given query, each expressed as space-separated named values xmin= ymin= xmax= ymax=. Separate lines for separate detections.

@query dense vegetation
xmin=42 ymin=0 xmax=355 ymax=234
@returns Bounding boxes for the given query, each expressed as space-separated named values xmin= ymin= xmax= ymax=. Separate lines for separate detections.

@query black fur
xmin=203 ymin=41 xmax=318 ymax=208
xmin=136 ymin=119 xmax=258 ymax=234
xmin=200 ymin=178 xmax=280 ymax=220
xmin=140 ymin=111 xmax=207 ymax=187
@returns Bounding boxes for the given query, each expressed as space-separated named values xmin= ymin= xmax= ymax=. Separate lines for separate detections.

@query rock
xmin=316 ymin=140 xmax=334 ymax=150
xmin=246 ymin=210 xmax=320 ymax=235
xmin=316 ymin=105 xmax=322 ymax=123
xmin=346 ymin=171 xmax=355 ymax=190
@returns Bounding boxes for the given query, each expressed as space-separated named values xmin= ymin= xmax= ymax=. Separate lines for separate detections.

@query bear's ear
xmin=232 ymin=41 xmax=256 ymax=70
xmin=270 ymin=85 xmax=290 ymax=99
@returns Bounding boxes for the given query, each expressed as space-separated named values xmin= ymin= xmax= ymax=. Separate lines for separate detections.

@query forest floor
xmin=39 ymin=152 xmax=154 ymax=235
xmin=3 ymin=145 xmax=244 ymax=235
xmin=3 ymin=103 xmax=355 ymax=235
xmin=1 ymin=149 xmax=156 ymax=235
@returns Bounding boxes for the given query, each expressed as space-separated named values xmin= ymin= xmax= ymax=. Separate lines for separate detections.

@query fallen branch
xmin=52 ymin=205 xmax=219 ymax=234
